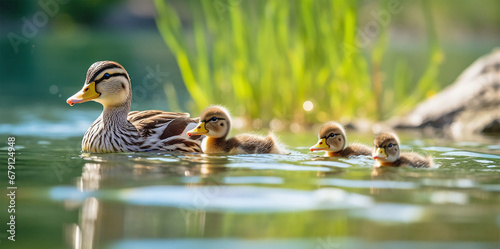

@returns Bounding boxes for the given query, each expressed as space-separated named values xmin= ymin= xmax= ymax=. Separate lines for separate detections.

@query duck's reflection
xmin=65 ymin=197 xmax=99 ymax=249
xmin=181 ymin=162 xmax=231 ymax=237
xmin=65 ymin=153 xmax=231 ymax=248
xmin=370 ymin=166 xmax=401 ymax=179
xmin=79 ymin=163 xmax=101 ymax=191
xmin=370 ymin=166 xmax=402 ymax=195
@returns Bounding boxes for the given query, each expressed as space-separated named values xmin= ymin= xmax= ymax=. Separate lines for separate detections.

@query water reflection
xmin=421 ymin=178 xmax=476 ymax=188
xmin=50 ymin=143 xmax=500 ymax=249
xmin=370 ymin=166 xmax=401 ymax=180
xmin=67 ymin=160 xmax=102 ymax=249
xmin=429 ymin=191 xmax=469 ymax=204
xmin=65 ymin=197 xmax=100 ymax=249
xmin=370 ymin=167 xmax=408 ymax=194
xmin=79 ymin=163 xmax=101 ymax=191
xmin=350 ymin=203 xmax=425 ymax=223
xmin=59 ymin=152 xmax=378 ymax=248
xmin=107 ymin=238 xmax=498 ymax=249
xmin=65 ymin=153 xmax=236 ymax=248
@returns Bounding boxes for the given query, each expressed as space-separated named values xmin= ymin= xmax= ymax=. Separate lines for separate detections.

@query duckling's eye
xmin=328 ymin=133 xmax=336 ymax=138
xmin=388 ymin=143 xmax=394 ymax=148
xmin=210 ymin=116 xmax=218 ymax=122
xmin=103 ymin=73 xmax=110 ymax=79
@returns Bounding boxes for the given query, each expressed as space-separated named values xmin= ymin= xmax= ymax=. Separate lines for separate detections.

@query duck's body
xmin=67 ymin=61 xmax=202 ymax=153
xmin=187 ymin=106 xmax=286 ymax=154
xmin=324 ymin=143 xmax=372 ymax=157
xmin=82 ymin=110 xmax=201 ymax=153
xmin=373 ymin=132 xmax=433 ymax=168
xmin=310 ymin=122 xmax=371 ymax=157
xmin=392 ymin=152 xmax=433 ymax=168
xmin=202 ymin=134 xmax=282 ymax=154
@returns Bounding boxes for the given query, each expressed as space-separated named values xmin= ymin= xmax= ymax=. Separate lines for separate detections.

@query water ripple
xmin=223 ymin=176 xmax=284 ymax=185
xmin=319 ymin=178 xmax=417 ymax=189
xmin=350 ymin=203 xmax=424 ymax=223
xmin=108 ymin=239 xmax=498 ymax=249
xmin=441 ymin=151 xmax=500 ymax=159
xmin=50 ymin=185 xmax=373 ymax=212
xmin=226 ymin=163 xmax=331 ymax=171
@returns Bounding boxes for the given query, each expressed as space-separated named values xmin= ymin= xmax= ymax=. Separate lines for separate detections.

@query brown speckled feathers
xmin=393 ymin=152 xmax=433 ymax=168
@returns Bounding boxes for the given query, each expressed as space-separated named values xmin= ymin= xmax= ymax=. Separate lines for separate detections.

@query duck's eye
xmin=210 ymin=116 xmax=218 ymax=122
xmin=388 ymin=143 xmax=394 ymax=148
xmin=328 ymin=133 xmax=336 ymax=138
xmin=103 ymin=73 xmax=110 ymax=79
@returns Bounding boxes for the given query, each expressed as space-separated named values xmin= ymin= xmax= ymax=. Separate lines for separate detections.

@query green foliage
xmin=386 ymin=0 xmax=444 ymax=117
xmin=154 ymin=0 xmax=442 ymax=124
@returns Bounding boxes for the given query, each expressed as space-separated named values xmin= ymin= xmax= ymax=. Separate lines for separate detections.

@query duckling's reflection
xmin=181 ymin=162 xmax=232 ymax=237
xmin=181 ymin=154 xmax=231 ymax=177
xmin=315 ymin=168 xmax=345 ymax=178
xmin=370 ymin=166 xmax=402 ymax=195
xmin=370 ymin=166 xmax=401 ymax=179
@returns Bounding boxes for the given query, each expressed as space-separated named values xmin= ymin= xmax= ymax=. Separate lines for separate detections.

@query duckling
xmin=186 ymin=106 xmax=286 ymax=154
xmin=66 ymin=61 xmax=202 ymax=153
xmin=310 ymin=122 xmax=372 ymax=157
xmin=373 ymin=132 xmax=433 ymax=168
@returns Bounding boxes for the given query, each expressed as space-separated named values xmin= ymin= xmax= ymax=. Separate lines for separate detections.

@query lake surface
xmin=1 ymin=109 xmax=500 ymax=249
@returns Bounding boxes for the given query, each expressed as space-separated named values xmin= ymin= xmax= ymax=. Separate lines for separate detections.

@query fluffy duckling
xmin=310 ymin=122 xmax=372 ymax=157
xmin=186 ymin=106 xmax=286 ymax=154
xmin=373 ymin=132 xmax=433 ymax=168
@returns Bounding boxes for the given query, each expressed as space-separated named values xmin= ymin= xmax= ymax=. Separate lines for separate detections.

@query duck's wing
xmin=128 ymin=110 xmax=191 ymax=122
xmin=128 ymin=110 xmax=203 ymax=152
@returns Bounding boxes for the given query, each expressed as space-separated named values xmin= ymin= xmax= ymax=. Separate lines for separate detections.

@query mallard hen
xmin=186 ymin=106 xmax=286 ymax=154
xmin=66 ymin=61 xmax=202 ymax=153
xmin=310 ymin=121 xmax=372 ymax=157
xmin=373 ymin=132 xmax=433 ymax=168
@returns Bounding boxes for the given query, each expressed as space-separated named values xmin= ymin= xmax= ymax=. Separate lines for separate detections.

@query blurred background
xmin=0 ymin=0 xmax=499 ymax=131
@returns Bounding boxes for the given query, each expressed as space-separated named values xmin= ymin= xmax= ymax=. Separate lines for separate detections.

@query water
xmin=1 ymin=110 xmax=500 ymax=249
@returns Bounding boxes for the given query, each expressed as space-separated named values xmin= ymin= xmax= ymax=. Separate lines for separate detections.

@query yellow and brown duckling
xmin=67 ymin=61 xmax=203 ymax=153
xmin=186 ymin=106 xmax=286 ymax=154
xmin=310 ymin=122 xmax=372 ymax=157
xmin=373 ymin=132 xmax=433 ymax=168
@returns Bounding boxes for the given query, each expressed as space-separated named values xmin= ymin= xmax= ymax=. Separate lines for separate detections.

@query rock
xmin=392 ymin=48 xmax=500 ymax=136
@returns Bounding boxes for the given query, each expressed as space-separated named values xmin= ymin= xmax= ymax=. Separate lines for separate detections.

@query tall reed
xmin=154 ymin=0 xmax=442 ymax=127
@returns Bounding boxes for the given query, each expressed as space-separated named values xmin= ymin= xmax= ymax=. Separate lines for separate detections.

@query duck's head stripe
xmin=87 ymin=62 xmax=122 ymax=83
xmin=94 ymin=73 xmax=129 ymax=84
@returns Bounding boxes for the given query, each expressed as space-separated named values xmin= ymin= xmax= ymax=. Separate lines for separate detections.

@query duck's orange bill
xmin=67 ymin=82 xmax=100 ymax=106
xmin=310 ymin=138 xmax=328 ymax=152
xmin=187 ymin=122 xmax=208 ymax=136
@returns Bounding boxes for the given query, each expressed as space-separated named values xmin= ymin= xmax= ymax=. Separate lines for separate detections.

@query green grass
xmin=154 ymin=0 xmax=442 ymax=126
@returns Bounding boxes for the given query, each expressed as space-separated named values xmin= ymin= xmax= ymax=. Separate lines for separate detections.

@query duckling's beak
xmin=187 ymin=122 xmax=208 ymax=136
xmin=66 ymin=82 xmax=100 ymax=106
xmin=310 ymin=138 xmax=329 ymax=152
xmin=373 ymin=148 xmax=387 ymax=160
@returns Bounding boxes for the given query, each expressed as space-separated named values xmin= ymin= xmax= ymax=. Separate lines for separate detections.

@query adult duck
xmin=66 ymin=61 xmax=202 ymax=153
